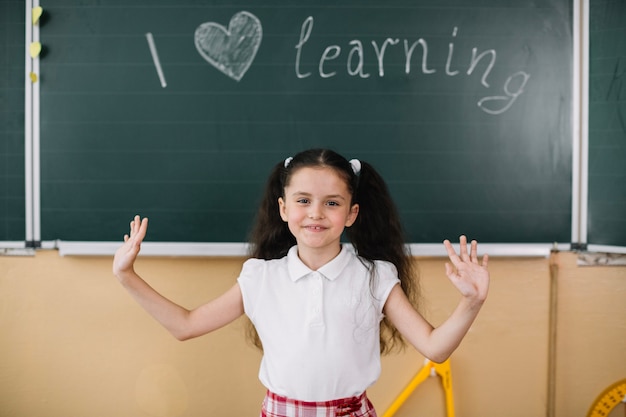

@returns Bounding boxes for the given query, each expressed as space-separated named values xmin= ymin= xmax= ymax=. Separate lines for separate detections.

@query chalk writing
xmin=145 ymin=32 xmax=167 ymax=88
xmin=605 ymin=57 xmax=625 ymax=134
xmin=478 ymin=72 xmax=530 ymax=115
xmin=194 ymin=11 xmax=262 ymax=82
xmin=294 ymin=16 xmax=530 ymax=115
xmin=193 ymin=12 xmax=530 ymax=114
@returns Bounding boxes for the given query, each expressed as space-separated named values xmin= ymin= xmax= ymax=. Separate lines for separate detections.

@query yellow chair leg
xmin=382 ymin=358 xmax=455 ymax=417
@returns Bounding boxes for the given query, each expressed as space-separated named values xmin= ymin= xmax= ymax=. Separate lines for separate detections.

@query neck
xmin=297 ymin=245 xmax=342 ymax=270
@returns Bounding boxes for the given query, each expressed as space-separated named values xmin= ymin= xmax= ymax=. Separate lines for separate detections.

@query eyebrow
xmin=290 ymin=191 xmax=347 ymax=201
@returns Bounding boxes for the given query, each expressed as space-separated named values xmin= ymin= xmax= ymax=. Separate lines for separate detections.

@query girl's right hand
xmin=443 ymin=235 xmax=489 ymax=304
xmin=112 ymin=215 xmax=148 ymax=278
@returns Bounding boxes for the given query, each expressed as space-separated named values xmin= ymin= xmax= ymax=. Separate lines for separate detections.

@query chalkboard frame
xmin=5 ymin=0 xmax=623 ymax=256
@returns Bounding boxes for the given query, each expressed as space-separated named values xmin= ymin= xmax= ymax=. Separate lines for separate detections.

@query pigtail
xmin=348 ymin=161 xmax=411 ymax=273
xmin=348 ymin=162 xmax=407 ymax=262
xmin=248 ymin=162 xmax=295 ymax=260
xmin=347 ymin=161 xmax=420 ymax=354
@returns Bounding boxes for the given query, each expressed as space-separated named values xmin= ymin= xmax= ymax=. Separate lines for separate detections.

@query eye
xmin=296 ymin=198 xmax=310 ymax=204
xmin=326 ymin=200 xmax=340 ymax=207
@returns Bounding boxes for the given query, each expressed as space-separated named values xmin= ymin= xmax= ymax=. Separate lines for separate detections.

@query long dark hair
xmin=247 ymin=149 xmax=420 ymax=354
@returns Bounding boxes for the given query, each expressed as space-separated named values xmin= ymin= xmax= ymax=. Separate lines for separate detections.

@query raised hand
xmin=112 ymin=215 xmax=148 ymax=277
xmin=443 ymin=235 xmax=489 ymax=303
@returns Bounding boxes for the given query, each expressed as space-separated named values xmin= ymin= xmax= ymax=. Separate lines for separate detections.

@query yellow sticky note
xmin=30 ymin=72 xmax=38 ymax=83
xmin=32 ymin=7 xmax=43 ymax=25
xmin=30 ymin=42 xmax=41 ymax=58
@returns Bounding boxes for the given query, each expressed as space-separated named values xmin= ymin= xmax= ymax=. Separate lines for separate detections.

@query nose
xmin=308 ymin=203 xmax=324 ymax=219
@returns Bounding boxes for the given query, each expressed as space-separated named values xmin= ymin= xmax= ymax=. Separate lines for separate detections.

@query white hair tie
xmin=284 ymin=157 xmax=293 ymax=168
xmin=349 ymin=159 xmax=361 ymax=175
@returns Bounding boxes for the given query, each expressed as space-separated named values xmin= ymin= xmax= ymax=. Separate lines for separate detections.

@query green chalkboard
xmin=0 ymin=1 xmax=25 ymax=242
xmin=588 ymin=0 xmax=626 ymax=247
xmin=39 ymin=0 xmax=573 ymax=244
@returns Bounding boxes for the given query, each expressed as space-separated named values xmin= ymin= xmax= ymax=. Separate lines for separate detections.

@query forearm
xmin=424 ymin=296 xmax=484 ymax=362
xmin=116 ymin=269 xmax=193 ymax=340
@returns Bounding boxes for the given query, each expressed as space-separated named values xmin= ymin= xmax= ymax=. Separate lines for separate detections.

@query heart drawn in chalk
xmin=194 ymin=11 xmax=263 ymax=82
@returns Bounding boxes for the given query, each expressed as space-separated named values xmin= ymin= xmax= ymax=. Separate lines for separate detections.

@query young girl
xmin=113 ymin=148 xmax=489 ymax=417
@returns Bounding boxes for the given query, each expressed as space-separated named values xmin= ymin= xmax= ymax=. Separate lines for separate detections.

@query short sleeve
xmin=236 ymin=258 xmax=266 ymax=321
xmin=372 ymin=261 xmax=401 ymax=314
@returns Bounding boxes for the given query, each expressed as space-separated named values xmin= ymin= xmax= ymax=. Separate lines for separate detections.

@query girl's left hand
xmin=443 ymin=235 xmax=490 ymax=303
xmin=113 ymin=215 xmax=148 ymax=278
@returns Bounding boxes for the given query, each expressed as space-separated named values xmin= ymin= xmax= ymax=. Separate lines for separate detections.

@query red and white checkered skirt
xmin=260 ymin=390 xmax=377 ymax=417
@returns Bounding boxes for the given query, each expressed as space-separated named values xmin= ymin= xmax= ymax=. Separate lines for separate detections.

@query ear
xmin=345 ymin=203 xmax=359 ymax=227
xmin=278 ymin=197 xmax=288 ymax=222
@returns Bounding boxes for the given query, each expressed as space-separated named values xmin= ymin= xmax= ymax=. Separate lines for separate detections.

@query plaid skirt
xmin=260 ymin=390 xmax=377 ymax=417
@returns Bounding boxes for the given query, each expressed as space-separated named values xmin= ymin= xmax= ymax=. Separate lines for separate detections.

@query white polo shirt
xmin=237 ymin=245 xmax=400 ymax=402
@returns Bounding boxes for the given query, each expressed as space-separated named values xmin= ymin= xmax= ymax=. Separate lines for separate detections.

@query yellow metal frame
xmin=382 ymin=358 xmax=455 ymax=417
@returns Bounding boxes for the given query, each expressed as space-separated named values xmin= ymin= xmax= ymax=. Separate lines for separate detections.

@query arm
xmin=112 ymin=216 xmax=244 ymax=341
xmin=384 ymin=235 xmax=489 ymax=363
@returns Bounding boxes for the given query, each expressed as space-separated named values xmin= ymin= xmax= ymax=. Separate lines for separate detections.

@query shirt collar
xmin=287 ymin=245 xmax=353 ymax=282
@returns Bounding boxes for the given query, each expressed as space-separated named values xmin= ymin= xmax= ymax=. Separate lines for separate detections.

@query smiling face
xmin=278 ymin=166 xmax=359 ymax=263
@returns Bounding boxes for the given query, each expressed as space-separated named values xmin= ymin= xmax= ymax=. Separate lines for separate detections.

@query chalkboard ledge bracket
xmin=0 ymin=242 xmax=36 ymax=256
xmin=25 ymin=240 xmax=42 ymax=249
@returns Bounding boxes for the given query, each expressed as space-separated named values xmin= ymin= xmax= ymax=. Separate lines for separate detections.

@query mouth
xmin=304 ymin=225 xmax=326 ymax=231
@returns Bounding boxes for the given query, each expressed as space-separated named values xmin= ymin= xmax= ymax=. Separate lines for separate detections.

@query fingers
xmin=442 ymin=236 xmax=490 ymax=300
xmin=124 ymin=215 xmax=148 ymax=243
xmin=130 ymin=215 xmax=141 ymax=236
xmin=444 ymin=235 xmax=485 ymax=266
xmin=458 ymin=235 xmax=469 ymax=261
xmin=470 ymin=239 xmax=478 ymax=263
xmin=137 ymin=217 xmax=148 ymax=239
xmin=443 ymin=239 xmax=460 ymax=267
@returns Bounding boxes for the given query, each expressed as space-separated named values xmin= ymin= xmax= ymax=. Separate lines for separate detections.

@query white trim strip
xmin=408 ymin=243 xmax=568 ymax=258
xmin=0 ymin=242 xmax=35 ymax=256
xmin=56 ymin=241 xmax=251 ymax=257
xmin=54 ymin=241 xmax=567 ymax=257
xmin=0 ymin=241 xmax=27 ymax=249
xmin=24 ymin=0 xmax=33 ymax=244
xmin=571 ymin=0 xmax=585 ymax=246
xmin=579 ymin=0 xmax=590 ymax=245
xmin=32 ymin=0 xmax=41 ymax=244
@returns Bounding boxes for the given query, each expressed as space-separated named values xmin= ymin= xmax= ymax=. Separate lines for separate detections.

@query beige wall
xmin=0 ymin=250 xmax=624 ymax=416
